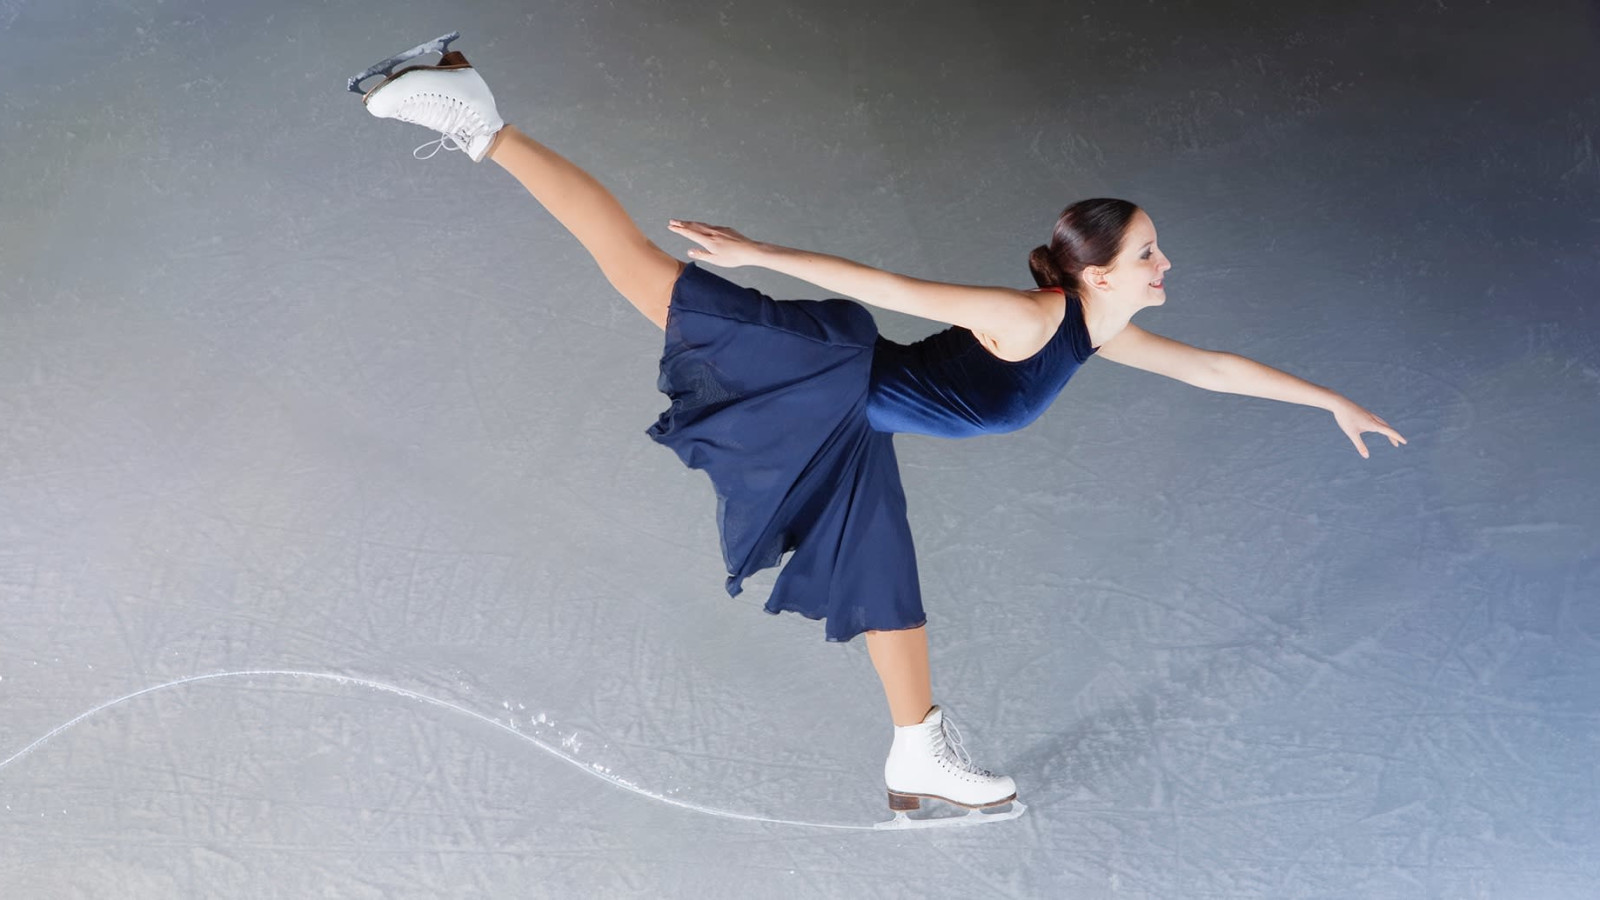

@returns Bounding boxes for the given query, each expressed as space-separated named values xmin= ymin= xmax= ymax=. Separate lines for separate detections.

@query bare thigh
xmin=619 ymin=247 xmax=684 ymax=331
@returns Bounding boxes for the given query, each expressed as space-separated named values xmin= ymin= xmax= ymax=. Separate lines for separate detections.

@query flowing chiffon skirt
xmin=646 ymin=263 xmax=924 ymax=642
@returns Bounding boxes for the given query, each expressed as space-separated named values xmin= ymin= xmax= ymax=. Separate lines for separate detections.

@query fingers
xmin=1350 ymin=422 xmax=1406 ymax=456
xmin=667 ymin=220 xmax=701 ymax=239
xmin=669 ymin=221 xmax=738 ymax=266
xmin=1351 ymin=431 xmax=1370 ymax=459
xmin=1336 ymin=405 xmax=1405 ymax=457
xmin=1365 ymin=412 xmax=1407 ymax=447
xmin=1337 ymin=418 xmax=1370 ymax=458
xmin=668 ymin=220 xmax=712 ymax=259
xmin=668 ymin=220 xmax=721 ymax=253
xmin=668 ymin=219 xmax=727 ymax=236
xmin=668 ymin=220 xmax=749 ymax=268
xmin=1360 ymin=408 xmax=1406 ymax=442
xmin=1355 ymin=424 xmax=1409 ymax=456
xmin=1364 ymin=417 xmax=1406 ymax=449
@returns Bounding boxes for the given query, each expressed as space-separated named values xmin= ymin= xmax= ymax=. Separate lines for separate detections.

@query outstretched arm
xmin=1097 ymin=324 xmax=1407 ymax=458
xmin=665 ymin=220 xmax=1044 ymax=342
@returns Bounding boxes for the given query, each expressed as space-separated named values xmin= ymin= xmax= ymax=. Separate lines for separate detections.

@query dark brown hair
xmin=1028 ymin=199 xmax=1141 ymax=293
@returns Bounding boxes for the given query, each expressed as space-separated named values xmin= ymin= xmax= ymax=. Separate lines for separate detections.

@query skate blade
xmin=346 ymin=31 xmax=463 ymax=95
xmin=874 ymin=799 xmax=1027 ymax=831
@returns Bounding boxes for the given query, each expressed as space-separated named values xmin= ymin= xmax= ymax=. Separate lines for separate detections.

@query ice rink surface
xmin=2 ymin=0 xmax=1598 ymax=897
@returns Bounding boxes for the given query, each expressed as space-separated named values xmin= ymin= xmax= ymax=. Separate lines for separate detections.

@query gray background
xmin=2 ymin=0 xmax=1598 ymax=897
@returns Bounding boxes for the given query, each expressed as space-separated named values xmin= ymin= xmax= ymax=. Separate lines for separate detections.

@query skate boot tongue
xmin=938 ymin=718 xmax=964 ymax=761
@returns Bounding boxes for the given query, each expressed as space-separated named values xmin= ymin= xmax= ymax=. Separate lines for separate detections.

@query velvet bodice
xmin=865 ymin=288 xmax=1098 ymax=437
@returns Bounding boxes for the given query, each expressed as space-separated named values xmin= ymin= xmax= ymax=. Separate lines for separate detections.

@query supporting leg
xmin=871 ymin=624 xmax=1019 ymax=817
xmin=485 ymin=126 xmax=683 ymax=330
xmin=864 ymin=625 xmax=934 ymax=727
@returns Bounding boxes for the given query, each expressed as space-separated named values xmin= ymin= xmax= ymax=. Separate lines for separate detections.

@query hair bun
xmin=1027 ymin=244 xmax=1061 ymax=288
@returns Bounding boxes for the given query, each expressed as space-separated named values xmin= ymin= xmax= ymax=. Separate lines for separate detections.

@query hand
xmin=667 ymin=219 xmax=766 ymax=268
xmin=1331 ymin=399 xmax=1407 ymax=459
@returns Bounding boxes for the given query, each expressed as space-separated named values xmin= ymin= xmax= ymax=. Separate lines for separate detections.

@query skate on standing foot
xmin=875 ymin=705 xmax=1026 ymax=830
xmin=347 ymin=31 xmax=506 ymax=162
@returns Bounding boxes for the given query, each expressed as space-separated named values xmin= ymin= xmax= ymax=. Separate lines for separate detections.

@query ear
xmin=1081 ymin=265 xmax=1112 ymax=293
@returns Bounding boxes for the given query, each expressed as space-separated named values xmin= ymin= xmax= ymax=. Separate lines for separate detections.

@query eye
xmin=1140 ymin=250 xmax=1152 ymax=260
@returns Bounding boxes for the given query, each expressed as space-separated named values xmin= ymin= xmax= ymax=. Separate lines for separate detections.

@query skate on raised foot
xmin=874 ymin=705 xmax=1027 ymax=830
xmin=347 ymin=31 xmax=506 ymax=162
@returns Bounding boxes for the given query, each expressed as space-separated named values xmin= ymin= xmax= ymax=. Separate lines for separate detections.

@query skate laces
xmin=937 ymin=716 xmax=996 ymax=777
xmin=396 ymin=93 xmax=486 ymax=159
xmin=413 ymin=134 xmax=466 ymax=160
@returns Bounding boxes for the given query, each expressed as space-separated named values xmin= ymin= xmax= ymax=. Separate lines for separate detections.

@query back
xmin=866 ymin=289 xmax=1099 ymax=438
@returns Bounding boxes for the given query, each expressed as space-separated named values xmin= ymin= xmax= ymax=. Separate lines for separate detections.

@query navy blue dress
xmin=647 ymin=263 xmax=1098 ymax=642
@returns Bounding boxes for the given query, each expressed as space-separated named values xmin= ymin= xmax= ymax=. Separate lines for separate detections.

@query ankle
xmin=891 ymin=704 xmax=936 ymax=729
xmin=484 ymin=124 xmax=514 ymax=163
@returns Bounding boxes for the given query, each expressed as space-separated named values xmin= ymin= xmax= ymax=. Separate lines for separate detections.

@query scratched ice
xmin=1 ymin=0 xmax=1596 ymax=897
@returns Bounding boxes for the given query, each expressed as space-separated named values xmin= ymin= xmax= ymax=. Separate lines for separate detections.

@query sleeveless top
xmin=865 ymin=287 xmax=1099 ymax=437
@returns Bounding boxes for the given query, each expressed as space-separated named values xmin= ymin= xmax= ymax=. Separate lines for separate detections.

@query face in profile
xmin=1094 ymin=210 xmax=1172 ymax=306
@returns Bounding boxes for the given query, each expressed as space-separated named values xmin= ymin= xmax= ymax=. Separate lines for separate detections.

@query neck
xmin=1077 ymin=291 xmax=1138 ymax=348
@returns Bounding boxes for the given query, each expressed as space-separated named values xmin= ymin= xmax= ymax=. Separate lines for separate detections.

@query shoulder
xmin=969 ymin=289 xmax=1064 ymax=362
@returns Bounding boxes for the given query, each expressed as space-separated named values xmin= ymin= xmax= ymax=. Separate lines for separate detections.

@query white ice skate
xmin=875 ymin=705 xmax=1026 ymax=830
xmin=347 ymin=32 xmax=505 ymax=162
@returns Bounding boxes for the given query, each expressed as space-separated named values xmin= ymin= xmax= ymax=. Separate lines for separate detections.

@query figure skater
xmin=348 ymin=38 xmax=1406 ymax=821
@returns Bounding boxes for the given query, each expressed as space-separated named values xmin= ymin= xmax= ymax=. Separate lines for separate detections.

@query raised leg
xmin=486 ymin=126 xmax=683 ymax=330
xmin=864 ymin=625 xmax=934 ymax=726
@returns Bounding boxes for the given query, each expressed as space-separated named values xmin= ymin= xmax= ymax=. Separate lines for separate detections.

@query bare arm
xmin=665 ymin=220 xmax=1042 ymax=339
xmin=1097 ymin=324 xmax=1407 ymax=457
xmin=1202 ymin=353 xmax=1345 ymax=407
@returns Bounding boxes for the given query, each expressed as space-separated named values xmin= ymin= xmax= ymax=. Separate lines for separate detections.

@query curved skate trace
xmin=0 ymin=669 xmax=1024 ymax=832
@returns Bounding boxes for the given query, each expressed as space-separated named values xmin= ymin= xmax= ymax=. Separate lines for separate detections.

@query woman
xmin=349 ymin=39 xmax=1406 ymax=820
